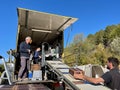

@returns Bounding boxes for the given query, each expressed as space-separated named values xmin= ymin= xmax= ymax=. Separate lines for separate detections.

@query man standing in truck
xmin=18 ymin=36 xmax=32 ymax=81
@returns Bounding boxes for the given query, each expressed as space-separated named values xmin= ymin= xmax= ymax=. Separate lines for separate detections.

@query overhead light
xmin=32 ymin=29 xmax=52 ymax=33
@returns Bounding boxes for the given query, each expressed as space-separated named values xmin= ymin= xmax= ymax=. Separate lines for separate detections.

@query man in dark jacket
xmin=18 ymin=36 xmax=32 ymax=81
xmin=74 ymin=57 xmax=120 ymax=90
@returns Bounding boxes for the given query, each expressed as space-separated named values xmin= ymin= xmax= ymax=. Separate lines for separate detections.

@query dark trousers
xmin=33 ymin=58 xmax=41 ymax=64
xmin=33 ymin=58 xmax=39 ymax=64
xmin=18 ymin=57 xmax=30 ymax=79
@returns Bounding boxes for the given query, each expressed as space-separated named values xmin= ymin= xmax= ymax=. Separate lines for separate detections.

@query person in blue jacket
xmin=33 ymin=47 xmax=41 ymax=64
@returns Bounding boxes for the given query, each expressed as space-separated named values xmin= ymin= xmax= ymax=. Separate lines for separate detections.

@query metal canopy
xmin=17 ymin=8 xmax=78 ymax=44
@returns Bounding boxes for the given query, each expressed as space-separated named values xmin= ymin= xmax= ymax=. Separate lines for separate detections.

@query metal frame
xmin=0 ymin=56 xmax=12 ymax=85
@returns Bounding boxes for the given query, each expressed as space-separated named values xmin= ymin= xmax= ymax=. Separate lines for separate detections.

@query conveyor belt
xmin=46 ymin=61 xmax=111 ymax=90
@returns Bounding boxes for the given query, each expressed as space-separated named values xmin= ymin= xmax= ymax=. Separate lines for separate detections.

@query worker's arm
xmin=83 ymin=75 xmax=104 ymax=84
xmin=74 ymin=73 xmax=104 ymax=84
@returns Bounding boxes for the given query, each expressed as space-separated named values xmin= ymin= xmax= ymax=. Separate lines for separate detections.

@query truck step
xmin=0 ymin=84 xmax=51 ymax=90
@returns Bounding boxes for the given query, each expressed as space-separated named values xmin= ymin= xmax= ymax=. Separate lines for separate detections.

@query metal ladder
xmin=0 ymin=55 xmax=12 ymax=85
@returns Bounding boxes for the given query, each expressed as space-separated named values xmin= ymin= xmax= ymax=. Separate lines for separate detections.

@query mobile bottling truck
xmin=14 ymin=8 xmax=78 ymax=89
xmin=0 ymin=8 xmax=110 ymax=90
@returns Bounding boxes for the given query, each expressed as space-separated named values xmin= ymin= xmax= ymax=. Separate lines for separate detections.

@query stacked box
xmin=69 ymin=68 xmax=83 ymax=77
xmin=32 ymin=70 xmax=42 ymax=80
xmin=31 ymin=64 xmax=41 ymax=71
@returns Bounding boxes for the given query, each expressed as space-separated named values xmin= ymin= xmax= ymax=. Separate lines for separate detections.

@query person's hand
xmin=30 ymin=40 xmax=32 ymax=44
xmin=39 ymin=56 xmax=41 ymax=58
xmin=27 ymin=49 xmax=31 ymax=54
xmin=36 ymin=48 xmax=40 ymax=51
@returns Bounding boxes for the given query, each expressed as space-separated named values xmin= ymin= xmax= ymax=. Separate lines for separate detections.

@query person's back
xmin=109 ymin=68 xmax=120 ymax=90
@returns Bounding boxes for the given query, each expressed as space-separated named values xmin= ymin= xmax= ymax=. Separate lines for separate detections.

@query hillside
xmin=64 ymin=24 xmax=120 ymax=66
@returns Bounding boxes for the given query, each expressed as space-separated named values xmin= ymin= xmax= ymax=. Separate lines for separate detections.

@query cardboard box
xmin=31 ymin=64 xmax=41 ymax=71
xmin=32 ymin=70 xmax=42 ymax=80
xmin=69 ymin=68 xmax=84 ymax=77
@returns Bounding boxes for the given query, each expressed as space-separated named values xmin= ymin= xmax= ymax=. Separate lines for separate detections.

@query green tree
xmin=94 ymin=30 xmax=104 ymax=45
xmin=0 ymin=64 xmax=4 ymax=76
xmin=110 ymin=37 xmax=120 ymax=55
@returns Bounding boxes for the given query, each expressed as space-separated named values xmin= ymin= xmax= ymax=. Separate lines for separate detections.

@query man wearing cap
xmin=18 ymin=36 xmax=32 ymax=81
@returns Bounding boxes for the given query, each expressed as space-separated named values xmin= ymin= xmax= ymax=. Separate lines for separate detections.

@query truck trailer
xmin=0 ymin=8 xmax=110 ymax=90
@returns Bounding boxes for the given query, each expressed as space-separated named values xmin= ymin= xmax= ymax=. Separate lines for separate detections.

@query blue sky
xmin=0 ymin=0 xmax=120 ymax=59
